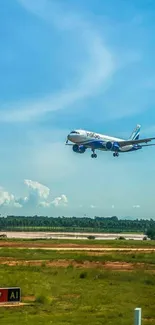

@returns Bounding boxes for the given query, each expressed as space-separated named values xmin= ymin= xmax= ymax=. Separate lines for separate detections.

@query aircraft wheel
xmin=91 ymin=153 xmax=97 ymax=158
xmin=113 ymin=152 xmax=119 ymax=157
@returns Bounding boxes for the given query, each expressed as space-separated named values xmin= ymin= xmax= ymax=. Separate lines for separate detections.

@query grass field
xmin=0 ymin=239 xmax=155 ymax=324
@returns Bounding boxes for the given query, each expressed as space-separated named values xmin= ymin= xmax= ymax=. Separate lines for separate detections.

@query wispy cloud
xmin=0 ymin=0 xmax=115 ymax=123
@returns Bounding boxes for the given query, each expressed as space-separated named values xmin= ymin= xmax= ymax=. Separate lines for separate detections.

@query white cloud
xmin=0 ymin=180 xmax=68 ymax=209
xmin=133 ymin=205 xmax=140 ymax=209
xmin=90 ymin=204 xmax=95 ymax=209
xmin=39 ymin=201 xmax=51 ymax=208
xmin=0 ymin=0 xmax=115 ymax=123
xmin=52 ymin=194 xmax=68 ymax=207
xmin=0 ymin=187 xmax=21 ymax=208
xmin=24 ymin=179 xmax=50 ymax=200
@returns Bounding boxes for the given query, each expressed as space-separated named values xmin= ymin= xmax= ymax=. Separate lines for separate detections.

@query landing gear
xmin=113 ymin=152 xmax=119 ymax=157
xmin=91 ymin=149 xmax=97 ymax=158
xmin=91 ymin=153 xmax=97 ymax=158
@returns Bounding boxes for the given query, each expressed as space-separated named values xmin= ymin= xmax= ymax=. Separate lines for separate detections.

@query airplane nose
xmin=66 ymin=134 xmax=71 ymax=143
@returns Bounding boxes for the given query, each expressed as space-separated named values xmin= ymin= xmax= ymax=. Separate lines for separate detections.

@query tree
xmin=146 ymin=228 xmax=155 ymax=240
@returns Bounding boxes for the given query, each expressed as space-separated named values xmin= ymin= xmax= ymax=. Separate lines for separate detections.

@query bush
xmin=35 ymin=295 xmax=50 ymax=304
xmin=146 ymin=228 xmax=155 ymax=240
xmin=87 ymin=235 xmax=95 ymax=240
xmin=0 ymin=234 xmax=7 ymax=238
xmin=79 ymin=271 xmax=87 ymax=279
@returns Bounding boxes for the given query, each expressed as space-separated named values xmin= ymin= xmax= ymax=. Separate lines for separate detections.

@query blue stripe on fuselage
xmin=82 ymin=140 xmax=106 ymax=149
xmin=80 ymin=140 xmax=142 ymax=153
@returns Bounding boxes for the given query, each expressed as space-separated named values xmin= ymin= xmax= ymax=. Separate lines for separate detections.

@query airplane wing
xmin=140 ymin=144 xmax=155 ymax=147
xmin=118 ymin=137 xmax=155 ymax=147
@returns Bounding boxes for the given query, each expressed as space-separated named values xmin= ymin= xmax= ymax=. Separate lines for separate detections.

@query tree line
xmin=0 ymin=215 xmax=154 ymax=235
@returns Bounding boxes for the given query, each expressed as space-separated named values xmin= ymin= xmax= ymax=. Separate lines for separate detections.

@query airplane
xmin=65 ymin=124 xmax=155 ymax=158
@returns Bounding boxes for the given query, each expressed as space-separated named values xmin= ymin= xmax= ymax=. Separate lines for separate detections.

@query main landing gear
xmin=113 ymin=152 xmax=119 ymax=157
xmin=91 ymin=149 xmax=97 ymax=158
xmin=91 ymin=153 xmax=97 ymax=158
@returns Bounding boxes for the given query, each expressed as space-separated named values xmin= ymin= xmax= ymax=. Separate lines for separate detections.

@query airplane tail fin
xmin=128 ymin=124 xmax=141 ymax=140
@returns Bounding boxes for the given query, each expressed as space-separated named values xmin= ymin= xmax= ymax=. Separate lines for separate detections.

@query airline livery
xmin=65 ymin=125 xmax=155 ymax=158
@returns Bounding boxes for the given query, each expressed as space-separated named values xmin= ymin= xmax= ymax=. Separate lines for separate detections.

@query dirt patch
xmin=143 ymin=318 xmax=155 ymax=322
xmin=23 ymin=296 xmax=35 ymax=302
xmin=62 ymin=294 xmax=80 ymax=298
xmin=0 ymin=258 xmax=149 ymax=270
xmin=104 ymin=261 xmax=134 ymax=270
xmin=0 ymin=241 xmax=155 ymax=252
xmin=0 ymin=242 xmax=86 ymax=248
xmin=0 ymin=302 xmax=31 ymax=307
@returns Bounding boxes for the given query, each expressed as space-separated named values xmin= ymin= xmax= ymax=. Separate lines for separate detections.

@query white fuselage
xmin=67 ymin=129 xmax=133 ymax=152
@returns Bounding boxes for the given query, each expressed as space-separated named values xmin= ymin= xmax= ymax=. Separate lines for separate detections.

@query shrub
xmin=35 ymin=295 xmax=50 ymax=304
xmin=79 ymin=271 xmax=87 ymax=279
xmin=146 ymin=228 xmax=155 ymax=240
xmin=87 ymin=235 xmax=95 ymax=240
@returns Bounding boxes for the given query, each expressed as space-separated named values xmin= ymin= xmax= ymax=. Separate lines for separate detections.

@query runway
xmin=2 ymin=231 xmax=145 ymax=240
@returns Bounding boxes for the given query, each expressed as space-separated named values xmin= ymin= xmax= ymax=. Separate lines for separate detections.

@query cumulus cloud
xmin=0 ymin=180 xmax=68 ymax=209
xmin=0 ymin=187 xmax=20 ymax=208
xmin=24 ymin=179 xmax=50 ymax=201
xmin=52 ymin=195 xmax=68 ymax=207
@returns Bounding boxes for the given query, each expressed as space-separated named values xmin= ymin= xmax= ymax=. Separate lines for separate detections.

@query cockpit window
xmin=70 ymin=131 xmax=80 ymax=134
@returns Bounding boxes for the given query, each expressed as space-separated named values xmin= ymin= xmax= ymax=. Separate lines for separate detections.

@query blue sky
xmin=0 ymin=0 xmax=155 ymax=218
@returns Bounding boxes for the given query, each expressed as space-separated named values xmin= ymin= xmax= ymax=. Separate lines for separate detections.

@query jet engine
xmin=105 ymin=141 xmax=120 ymax=151
xmin=72 ymin=144 xmax=86 ymax=153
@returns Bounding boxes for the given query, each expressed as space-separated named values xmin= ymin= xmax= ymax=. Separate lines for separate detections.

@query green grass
xmin=0 ymin=264 xmax=155 ymax=324
xmin=1 ymin=247 xmax=155 ymax=265
xmin=0 ymin=246 xmax=155 ymax=324
xmin=1 ymin=238 xmax=155 ymax=247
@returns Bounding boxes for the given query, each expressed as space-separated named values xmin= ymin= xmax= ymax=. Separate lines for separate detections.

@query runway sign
xmin=0 ymin=287 xmax=21 ymax=303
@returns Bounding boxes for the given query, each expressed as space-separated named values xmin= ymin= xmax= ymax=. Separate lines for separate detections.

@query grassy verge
xmin=0 ymin=264 xmax=155 ymax=324
xmin=0 ymin=246 xmax=155 ymax=324
xmin=0 ymin=247 xmax=155 ymax=265
xmin=1 ymin=238 xmax=155 ymax=247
